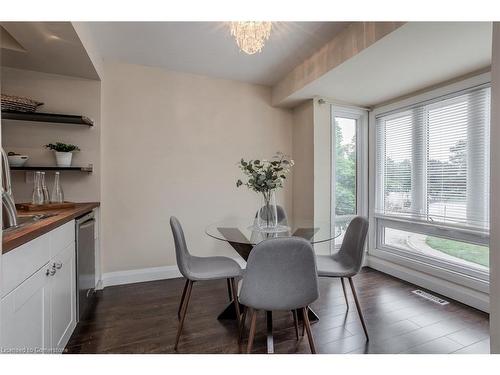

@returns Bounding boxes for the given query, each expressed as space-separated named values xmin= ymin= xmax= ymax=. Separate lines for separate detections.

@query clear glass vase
xmin=257 ymin=190 xmax=278 ymax=231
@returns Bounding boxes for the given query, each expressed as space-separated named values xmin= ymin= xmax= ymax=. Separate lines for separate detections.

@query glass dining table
xmin=205 ymin=218 xmax=343 ymax=353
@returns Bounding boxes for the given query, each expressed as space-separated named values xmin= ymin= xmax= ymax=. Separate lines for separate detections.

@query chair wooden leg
xmin=302 ymin=315 xmax=305 ymax=337
xmin=348 ymin=277 xmax=369 ymax=341
xmin=247 ymin=309 xmax=258 ymax=354
xmin=340 ymin=278 xmax=350 ymax=310
xmin=226 ymin=278 xmax=233 ymax=302
xmin=302 ymin=307 xmax=316 ymax=354
xmin=174 ymin=280 xmax=193 ymax=350
xmin=230 ymin=278 xmax=242 ymax=329
xmin=239 ymin=306 xmax=247 ymax=343
xmin=292 ymin=309 xmax=299 ymax=340
xmin=177 ymin=279 xmax=189 ymax=319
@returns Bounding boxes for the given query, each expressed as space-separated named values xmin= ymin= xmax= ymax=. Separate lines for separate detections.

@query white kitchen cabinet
xmin=1 ymin=220 xmax=77 ymax=353
xmin=0 ymin=263 xmax=52 ymax=353
xmin=50 ymin=243 xmax=76 ymax=351
xmin=1 ymin=232 xmax=51 ymax=298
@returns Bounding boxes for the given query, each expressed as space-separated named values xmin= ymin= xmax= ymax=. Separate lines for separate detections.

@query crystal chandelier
xmin=230 ymin=22 xmax=272 ymax=55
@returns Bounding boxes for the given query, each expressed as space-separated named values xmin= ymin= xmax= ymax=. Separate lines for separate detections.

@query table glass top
xmin=205 ymin=218 xmax=345 ymax=246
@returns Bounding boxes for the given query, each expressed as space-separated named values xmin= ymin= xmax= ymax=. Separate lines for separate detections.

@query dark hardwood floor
xmin=65 ymin=268 xmax=490 ymax=354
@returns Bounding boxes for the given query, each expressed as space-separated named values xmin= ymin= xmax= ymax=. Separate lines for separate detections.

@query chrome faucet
xmin=2 ymin=147 xmax=18 ymax=229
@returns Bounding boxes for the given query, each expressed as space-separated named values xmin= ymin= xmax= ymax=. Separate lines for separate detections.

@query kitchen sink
xmin=3 ymin=213 xmax=57 ymax=232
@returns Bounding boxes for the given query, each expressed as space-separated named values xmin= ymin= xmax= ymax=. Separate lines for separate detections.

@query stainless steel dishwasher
xmin=75 ymin=211 xmax=96 ymax=321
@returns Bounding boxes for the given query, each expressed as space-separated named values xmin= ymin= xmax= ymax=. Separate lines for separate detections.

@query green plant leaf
xmin=45 ymin=142 xmax=80 ymax=152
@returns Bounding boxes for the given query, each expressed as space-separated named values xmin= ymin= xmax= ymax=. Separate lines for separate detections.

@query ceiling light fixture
xmin=230 ymin=22 xmax=272 ymax=55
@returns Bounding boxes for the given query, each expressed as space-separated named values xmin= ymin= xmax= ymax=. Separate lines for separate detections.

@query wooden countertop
xmin=2 ymin=202 xmax=100 ymax=254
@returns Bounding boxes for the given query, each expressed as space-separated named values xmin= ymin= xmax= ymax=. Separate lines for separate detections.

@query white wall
xmin=101 ymin=61 xmax=293 ymax=274
xmin=1 ymin=67 xmax=101 ymax=203
xmin=291 ymin=98 xmax=343 ymax=255
xmin=313 ymin=98 xmax=332 ymax=255
xmin=489 ymin=22 xmax=500 ymax=354
xmin=292 ymin=100 xmax=314 ymax=223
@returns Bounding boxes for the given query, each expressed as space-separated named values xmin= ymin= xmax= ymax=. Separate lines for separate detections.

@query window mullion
xmin=411 ymin=108 xmax=426 ymax=220
xmin=466 ymin=92 xmax=488 ymax=228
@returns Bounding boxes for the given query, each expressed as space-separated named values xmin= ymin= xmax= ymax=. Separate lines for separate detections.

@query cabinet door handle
xmin=53 ymin=262 xmax=63 ymax=270
xmin=46 ymin=268 xmax=56 ymax=276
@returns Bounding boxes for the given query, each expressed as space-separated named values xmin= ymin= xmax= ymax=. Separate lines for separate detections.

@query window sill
xmin=367 ymin=249 xmax=489 ymax=312
xmin=370 ymin=247 xmax=489 ymax=291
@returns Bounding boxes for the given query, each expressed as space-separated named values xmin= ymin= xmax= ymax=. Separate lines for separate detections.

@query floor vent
xmin=412 ymin=290 xmax=449 ymax=305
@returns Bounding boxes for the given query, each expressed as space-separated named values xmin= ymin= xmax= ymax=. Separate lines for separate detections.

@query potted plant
xmin=236 ymin=152 xmax=294 ymax=231
xmin=45 ymin=142 xmax=80 ymax=167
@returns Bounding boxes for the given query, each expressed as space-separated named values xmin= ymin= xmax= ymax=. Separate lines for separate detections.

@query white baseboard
xmin=101 ymin=256 xmax=246 ymax=289
xmin=102 ymin=265 xmax=182 ymax=288
xmin=95 ymin=279 xmax=104 ymax=291
xmin=57 ymin=319 xmax=77 ymax=353
xmin=367 ymin=254 xmax=490 ymax=312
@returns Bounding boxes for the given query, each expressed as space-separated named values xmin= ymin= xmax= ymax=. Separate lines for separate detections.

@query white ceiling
xmin=1 ymin=22 xmax=490 ymax=108
xmin=1 ymin=22 xmax=100 ymax=80
xmin=85 ymin=22 xmax=348 ymax=86
xmin=283 ymin=22 xmax=493 ymax=107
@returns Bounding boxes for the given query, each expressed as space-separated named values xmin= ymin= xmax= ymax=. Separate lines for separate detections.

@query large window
xmin=332 ymin=105 xmax=368 ymax=248
xmin=334 ymin=117 xmax=357 ymax=217
xmin=375 ymin=85 xmax=490 ymax=274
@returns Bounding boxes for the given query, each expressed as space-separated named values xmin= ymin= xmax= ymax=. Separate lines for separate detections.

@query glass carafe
xmin=51 ymin=172 xmax=64 ymax=203
xmin=40 ymin=172 xmax=50 ymax=203
xmin=31 ymin=171 xmax=44 ymax=205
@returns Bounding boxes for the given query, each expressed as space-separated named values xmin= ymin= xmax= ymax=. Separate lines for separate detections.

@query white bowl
xmin=7 ymin=155 xmax=29 ymax=167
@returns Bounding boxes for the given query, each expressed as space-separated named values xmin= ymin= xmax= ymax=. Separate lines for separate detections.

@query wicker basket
xmin=1 ymin=94 xmax=44 ymax=113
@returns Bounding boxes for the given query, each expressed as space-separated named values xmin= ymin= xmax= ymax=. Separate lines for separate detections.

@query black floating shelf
xmin=1 ymin=110 xmax=94 ymax=126
xmin=10 ymin=165 xmax=93 ymax=173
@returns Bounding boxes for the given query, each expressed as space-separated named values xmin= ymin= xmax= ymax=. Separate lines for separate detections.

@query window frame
xmin=376 ymin=217 xmax=489 ymax=282
xmin=330 ymin=104 xmax=369 ymax=251
xmin=368 ymin=72 xmax=491 ymax=288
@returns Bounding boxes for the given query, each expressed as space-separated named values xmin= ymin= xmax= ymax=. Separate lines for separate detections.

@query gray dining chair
xmin=239 ymin=237 xmax=319 ymax=353
xmin=316 ymin=216 xmax=369 ymax=340
xmin=170 ymin=216 xmax=243 ymax=350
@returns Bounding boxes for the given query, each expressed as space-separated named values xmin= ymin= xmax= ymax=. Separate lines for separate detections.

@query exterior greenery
xmin=425 ymin=236 xmax=489 ymax=267
xmin=334 ymin=121 xmax=356 ymax=216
